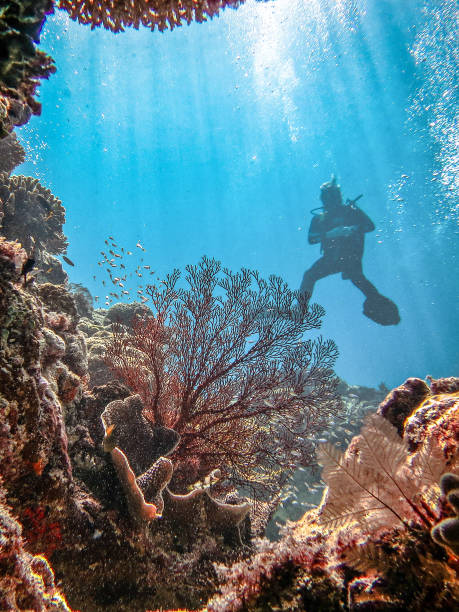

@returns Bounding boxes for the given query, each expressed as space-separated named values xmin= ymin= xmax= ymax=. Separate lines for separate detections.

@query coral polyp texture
xmin=58 ymin=0 xmax=247 ymax=32
xmin=0 ymin=131 xmax=25 ymax=174
xmin=0 ymin=1 xmax=56 ymax=136
xmin=0 ymin=494 xmax=70 ymax=611
xmin=104 ymin=256 xmax=341 ymax=499
xmin=431 ymin=472 xmax=459 ymax=555
xmin=0 ymin=173 xmax=67 ymax=256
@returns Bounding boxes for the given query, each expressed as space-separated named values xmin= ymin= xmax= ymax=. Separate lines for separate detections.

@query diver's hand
xmin=341 ymin=225 xmax=358 ymax=237
xmin=326 ymin=225 xmax=357 ymax=239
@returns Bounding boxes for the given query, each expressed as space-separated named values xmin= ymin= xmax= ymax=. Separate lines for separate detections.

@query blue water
xmin=17 ymin=0 xmax=458 ymax=389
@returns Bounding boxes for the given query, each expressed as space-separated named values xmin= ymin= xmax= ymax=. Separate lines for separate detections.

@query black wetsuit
xmin=300 ymin=204 xmax=379 ymax=299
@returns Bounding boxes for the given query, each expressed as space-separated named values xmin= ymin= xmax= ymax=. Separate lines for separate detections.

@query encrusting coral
xmin=58 ymin=0 xmax=248 ymax=33
xmin=0 ymin=490 xmax=70 ymax=611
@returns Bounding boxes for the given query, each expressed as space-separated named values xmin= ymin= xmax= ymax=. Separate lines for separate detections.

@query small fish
xmin=103 ymin=423 xmax=116 ymax=453
xmin=30 ymin=459 xmax=45 ymax=476
xmin=141 ymin=296 xmax=149 ymax=303
xmin=102 ymin=280 xmax=106 ymax=286
xmin=104 ymin=240 xmax=109 ymax=245
xmin=108 ymin=235 xmax=115 ymax=240
xmin=93 ymin=275 xmax=97 ymax=280
xmin=45 ymin=267 xmax=53 ymax=274
xmin=21 ymin=257 xmax=35 ymax=281
xmin=62 ymin=255 xmax=74 ymax=266
xmin=143 ymin=265 xmax=151 ymax=270
xmin=109 ymin=250 xmax=115 ymax=256
xmin=136 ymin=241 xmax=145 ymax=250
xmin=127 ymin=251 xmax=133 ymax=255
xmin=118 ymin=282 xmax=124 ymax=288
xmin=94 ymin=296 xmax=99 ymax=302
xmin=120 ymin=263 xmax=126 ymax=269
xmin=122 ymin=290 xmax=129 ymax=295
xmin=115 ymin=253 xmax=122 ymax=258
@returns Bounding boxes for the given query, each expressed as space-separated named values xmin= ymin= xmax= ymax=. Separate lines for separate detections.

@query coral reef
xmin=206 ymin=377 xmax=459 ymax=611
xmin=58 ymin=0 xmax=247 ymax=33
xmin=0 ymin=131 xmax=25 ymax=174
xmin=377 ymin=376 xmax=430 ymax=435
xmin=105 ymin=256 xmax=341 ymax=498
xmin=0 ymin=491 xmax=70 ymax=611
xmin=101 ymin=394 xmax=180 ymax=474
xmin=0 ymin=0 xmax=55 ymax=136
xmin=431 ymin=472 xmax=459 ymax=555
xmin=0 ymin=173 xmax=69 ymax=284
xmin=0 ymin=173 xmax=67 ymax=256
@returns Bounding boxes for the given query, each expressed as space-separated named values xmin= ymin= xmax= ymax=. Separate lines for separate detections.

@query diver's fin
xmin=363 ymin=293 xmax=400 ymax=326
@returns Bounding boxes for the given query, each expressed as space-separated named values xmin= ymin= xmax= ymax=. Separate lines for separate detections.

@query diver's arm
xmin=353 ymin=206 xmax=375 ymax=233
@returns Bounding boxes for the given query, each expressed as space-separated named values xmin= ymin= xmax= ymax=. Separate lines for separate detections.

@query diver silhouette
xmin=300 ymin=177 xmax=400 ymax=326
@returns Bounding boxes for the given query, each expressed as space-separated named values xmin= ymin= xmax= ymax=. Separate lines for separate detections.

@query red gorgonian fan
xmin=105 ymin=256 xmax=341 ymax=498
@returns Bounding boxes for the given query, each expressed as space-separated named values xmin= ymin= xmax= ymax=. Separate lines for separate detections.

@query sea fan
xmin=317 ymin=413 xmax=445 ymax=532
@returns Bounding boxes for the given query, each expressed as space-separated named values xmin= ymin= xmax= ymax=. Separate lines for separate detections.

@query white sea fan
xmin=316 ymin=413 xmax=446 ymax=533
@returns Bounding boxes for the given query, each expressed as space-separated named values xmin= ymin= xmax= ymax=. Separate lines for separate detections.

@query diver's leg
xmin=300 ymin=257 xmax=335 ymax=298
xmin=350 ymin=271 xmax=380 ymax=299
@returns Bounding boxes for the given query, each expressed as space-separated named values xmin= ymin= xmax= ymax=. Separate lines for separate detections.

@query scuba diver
xmin=300 ymin=176 xmax=400 ymax=326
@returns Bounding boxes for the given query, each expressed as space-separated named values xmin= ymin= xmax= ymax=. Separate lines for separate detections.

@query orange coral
xmin=58 ymin=0 xmax=246 ymax=32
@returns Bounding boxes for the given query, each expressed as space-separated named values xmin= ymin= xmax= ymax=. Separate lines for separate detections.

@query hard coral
xmin=0 ymin=235 xmax=27 ymax=278
xmin=0 ymin=131 xmax=25 ymax=174
xmin=58 ymin=0 xmax=246 ymax=32
xmin=431 ymin=472 xmax=459 ymax=555
xmin=0 ymin=1 xmax=55 ymax=136
xmin=0 ymin=174 xmax=67 ymax=257
xmin=101 ymin=394 xmax=180 ymax=474
xmin=0 ymin=493 xmax=70 ymax=611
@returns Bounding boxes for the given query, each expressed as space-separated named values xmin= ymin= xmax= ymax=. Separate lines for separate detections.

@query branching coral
xmin=105 ymin=256 xmax=340 ymax=499
xmin=0 ymin=1 xmax=56 ymax=136
xmin=58 ymin=0 xmax=247 ymax=33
